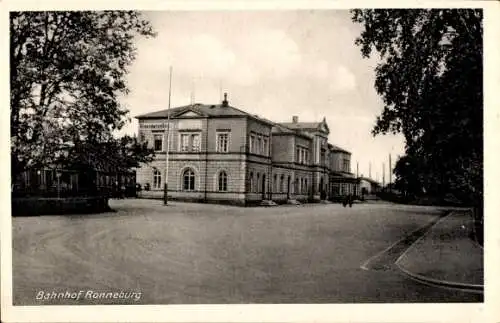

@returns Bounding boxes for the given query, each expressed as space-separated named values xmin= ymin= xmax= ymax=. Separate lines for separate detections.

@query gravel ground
xmin=12 ymin=199 xmax=482 ymax=304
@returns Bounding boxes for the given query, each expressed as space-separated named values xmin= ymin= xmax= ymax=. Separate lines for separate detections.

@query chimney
xmin=222 ymin=92 xmax=228 ymax=107
xmin=292 ymin=116 xmax=298 ymax=123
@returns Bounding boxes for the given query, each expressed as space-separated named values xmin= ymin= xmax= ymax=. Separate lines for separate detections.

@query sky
xmin=119 ymin=10 xmax=405 ymax=183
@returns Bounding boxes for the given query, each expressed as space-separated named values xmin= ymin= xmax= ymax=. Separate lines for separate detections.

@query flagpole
xmin=164 ymin=66 xmax=173 ymax=206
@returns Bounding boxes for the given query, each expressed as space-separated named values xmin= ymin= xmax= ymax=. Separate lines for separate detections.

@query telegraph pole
xmin=164 ymin=66 xmax=173 ymax=206
xmin=382 ymin=162 xmax=385 ymax=189
xmin=388 ymin=153 xmax=392 ymax=192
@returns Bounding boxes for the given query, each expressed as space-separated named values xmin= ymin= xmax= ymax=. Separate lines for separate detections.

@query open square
xmin=13 ymin=200 xmax=481 ymax=304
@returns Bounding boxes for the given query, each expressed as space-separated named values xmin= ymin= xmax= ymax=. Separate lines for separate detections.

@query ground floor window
xmin=183 ymin=169 xmax=195 ymax=191
xmin=153 ymin=169 xmax=162 ymax=189
xmin=218 ymin=171 xmax=228 ymax=192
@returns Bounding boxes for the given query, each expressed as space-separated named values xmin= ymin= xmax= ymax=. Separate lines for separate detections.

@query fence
xmin=12 ymin=168 xmax=137 ymax=199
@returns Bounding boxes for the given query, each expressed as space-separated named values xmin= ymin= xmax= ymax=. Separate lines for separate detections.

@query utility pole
xmin=388 ymin=153 xmax=392 ymax=192
xmin=382 ymin=162 xmax=385 ymax=189
xmin=164 ymin=66 xmax=173 ymax=206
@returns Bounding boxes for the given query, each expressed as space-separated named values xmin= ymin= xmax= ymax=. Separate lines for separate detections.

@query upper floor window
xmin=321 ymin=149 xmax=326 ymax=165
xmin=180 ymin=133 xmax=190 ymax=152
xmin=249 ymin=132 xmax=269 ymax=156
xmin=179 ymin=132 xmax=201 ymax=152
xmin=343 ymin=159 xmax=350 ymax=172
xmin=216 ymin=132 xmax=230 ymax=153
xmin=296 ymin=146 xmax=309 ymax=164
xmin=154 ymin=134 xmax=163 ymax=151
xmin=250 ymin=135 xmax=255 ymax=153
xmin=191 ymin=134 xmax=200 ymax=151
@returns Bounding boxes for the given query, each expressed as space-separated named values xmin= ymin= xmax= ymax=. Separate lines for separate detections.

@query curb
xmin=395 ymin=261 xmax=483 ymax=294
xmin=395 ymin=211 xmax=484 ymax=294
xmin=360 ymin=212 xmax=446 ymax=271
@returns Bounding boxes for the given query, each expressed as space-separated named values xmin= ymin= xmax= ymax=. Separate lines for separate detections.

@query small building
xmin=359 ymin=177 xmax=381 ymax=196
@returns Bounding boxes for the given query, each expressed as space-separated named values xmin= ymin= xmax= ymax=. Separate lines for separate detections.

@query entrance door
xmin=320 ymin=177 xmax=325 ymax=200
xmin=287 ymin=176 xmax=291 ymax=199
xmin=261 ymin=174 xmax=266 ymax=199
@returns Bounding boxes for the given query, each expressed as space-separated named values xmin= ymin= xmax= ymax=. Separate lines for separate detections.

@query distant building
xmin=135 ymin=94 xmax=359 ymax=205
xmin=359 ymin=177 xmax=381 ymax=196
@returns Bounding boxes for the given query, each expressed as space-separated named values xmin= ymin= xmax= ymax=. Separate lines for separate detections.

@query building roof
xmin=279 ymin=122 xmax=322 ymax=130
xmin=136 ymin=103 xmax=275 ymax=126
xmin=328 ymin=143 xmax=351 ymax=154
xmin=271 ymin=124 xmax=295 ymax=134
xmin=359 ymin=177 xmax=380 ymax=185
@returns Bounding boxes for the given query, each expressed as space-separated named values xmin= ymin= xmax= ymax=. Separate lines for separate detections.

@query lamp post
xmin=163 ymin=66 xmax=173 ymax=206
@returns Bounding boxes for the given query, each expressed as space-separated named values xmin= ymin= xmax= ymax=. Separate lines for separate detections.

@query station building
xmin=135 ymin=94 xmax=359 ymax=205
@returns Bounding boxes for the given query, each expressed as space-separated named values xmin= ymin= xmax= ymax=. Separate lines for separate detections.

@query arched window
xmin=153 ymin=169 xmax=162 ymax=189
xmin=218 ymin=171 xmax=228 ymax=192
xmin=182 ymin=169 xmax=195 ymax=191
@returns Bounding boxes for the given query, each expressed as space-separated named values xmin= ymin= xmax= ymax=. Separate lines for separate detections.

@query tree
xmin=65 ymin=135 xmax=155 ymax=173
xmin=351 ymin=9 xmax=482 ymax=205
xmin=10 ymin=11 xmax=156 ymax=179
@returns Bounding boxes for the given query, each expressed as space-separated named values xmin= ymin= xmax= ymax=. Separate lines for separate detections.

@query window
xmin=249 ymin=172 xmax=254 ymax=192
xmin=250 ymin=135 xmax=255 ymax=153
xmin=296 ymin=148 xmax=300 ymax=162
xmin=305 ymin=179 xmax=308 ymax=194
xmin=273 ymin=174 xmax=277 ymax=192
xmin=217 ymin=132 xmax=229 ymax=153
xmin=257 ymin=137 xmax=262 ymax=154
xmin=256 ymin=173 xmax=260 ymax=193
xmin=191 ymin=134 xmax=200 ymax=151
xmin=153 ymin=169 xmax=162 ymax=189
xmin=180 ymin=134 xmax=190 ymax=152
xmin=280 ymin=175 xmax=285 ymax=192
xmin=263 ymin=138 xmax=268 ymax=156
xmin=218 ymin=171 xmax=228 ymax=191
xmin=343 ymin=159 xmax=350 ymax=172
xmin=154 ymin=134 xmax=163 ymax=151
xmin=305 ymin=151 xmax=309 ymax=164
xmin=182 ymin=169 xmax=195 ymax=191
